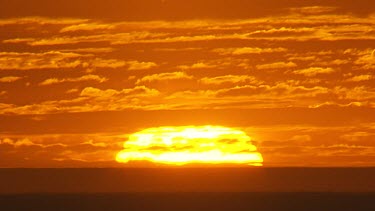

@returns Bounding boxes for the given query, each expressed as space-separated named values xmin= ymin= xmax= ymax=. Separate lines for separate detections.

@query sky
xmin=0 ymin=0 xmax=374 ymax=167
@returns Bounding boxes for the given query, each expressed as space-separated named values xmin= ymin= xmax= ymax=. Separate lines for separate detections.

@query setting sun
xmin=116 ymin=126 xmax=263 ymax=166
xmin=1 ymin=1 xmax=374 ymax=210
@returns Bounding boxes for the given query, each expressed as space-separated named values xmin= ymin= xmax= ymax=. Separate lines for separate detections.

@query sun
xmin=116 ymin=125 xmax=263 ymax=166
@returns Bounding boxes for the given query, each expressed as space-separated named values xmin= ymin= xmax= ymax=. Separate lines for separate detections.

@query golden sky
xmin=0 ymin=0 xmax=374 ymax=167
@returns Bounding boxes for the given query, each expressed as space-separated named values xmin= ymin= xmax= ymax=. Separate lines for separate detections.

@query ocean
xmin=0 ymin=168 xmax=374 ymax=210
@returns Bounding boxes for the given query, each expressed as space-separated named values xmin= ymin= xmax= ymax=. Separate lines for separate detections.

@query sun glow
xmin=116 ymin=126 xmax=263 ymax=166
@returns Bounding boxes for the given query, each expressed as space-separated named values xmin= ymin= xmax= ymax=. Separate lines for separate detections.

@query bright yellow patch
xmin=116 ymin=125 xmax=263 ymax=166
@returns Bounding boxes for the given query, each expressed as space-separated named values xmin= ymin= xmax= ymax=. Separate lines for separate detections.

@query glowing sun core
xmin=116 ymin=125 xmax=263 ymax=166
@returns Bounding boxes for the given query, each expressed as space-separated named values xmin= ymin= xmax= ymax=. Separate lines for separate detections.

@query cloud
xmin=308 ymin=101 xmax=368 ymax=108
xmin=60 ymin=23 xmax=116 ymax=33
xmin=153 ymin=47 xmax=202 ymax=52
xmin=288 ymin=55 xmax=317 ymax=61
xmin=312 ymin=59 xmax=350 ymax=66
xmin=200 ymin=75 xmax=260 ymax=85
xmin=345 ymin=74 xmax=373 ymax=82
xmin=0 ymin=51 xmax=155 ymax=70
xmin=60 ymin=47 xmax=115 ymax=53
xmin=5 ymin=32 xmax=169 ymax=46
xmin=2 ymin=13 xmax=375 ymax=48
xmin=289 ymin=6 xmax=337 ymax=15
xmin=290 ymin=135 xmax=312 ymax=142
xmin=0 ymin=17 xmax=88 ymax=26
xmin=80 ymin=86 xmax=159 ymax=98
xmin=0 ymin=12 xmax=374 ymax=115
xmin=0 ymin=138 xmax=66 ymax=148
xmin=82 ymin=140 xmax=108 ymax=147
xmin=136 ymin=72 xmax=193 ymax=84
xmin=90 ymin=59 xmax=157 ymax=70
xmin=256 ymin=61 xmax=297 ymax=70
xmin=113 ymin=34 xmax=249 ymax=45
xmin=213 ymin=47 xmax=287 ymax=55
xmin=0 ymin=51 xmax=87 ymax=70
xmin=354 ymin=50 xmax=375 ymax=70
xmin=178 ymin=62 xmax=217 ymax=70
xmin=88 ymin=58 xmax=128 ymax=69
xmin=313 ymin=144 xmax=374 ymax=157
xmin=340 ymin=132 xmax=374 ymax=144
xmin=39 ymin=74 xmax=108 ymax=86
xmin=333 ymin=86 xmax=375 ymax=101
xmin=66 ymin=88 xmax=79 ymax=94
xmin=0 ymin=76 xmax=22 ymax=83
xmin=162 ymin=82 xmax=332 ymax=110
xmin=0 ymin=78 xmax=343 ymax=114
xmin=292 ymin=67 xmax=335 ymax=76
xmin=2 ymin=38 xmax=35 ymax=44
xmin=0 ymin=135 xmax=124 ymax=166
xmin=127 ymin=61 xmax=157 ymax=70
xmin=216 ymin=83 xmax=329 ymax=99
xmin=249 ymin=27 xmax=314 ymax=36
xmin=0 ymin=85 xmax=161 ymax=115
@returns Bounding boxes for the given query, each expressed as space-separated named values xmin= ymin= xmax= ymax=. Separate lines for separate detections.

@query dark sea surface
xmin=0 ymin=168 xmax=374 ymax=210
xmin=1 ymin=192 xmax=374 ymax=211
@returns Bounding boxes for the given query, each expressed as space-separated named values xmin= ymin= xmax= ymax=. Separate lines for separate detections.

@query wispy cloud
xmin=0 ymin=76 xmax=22 ymax=83
xmin=0 ymin=51 xmax=156 ymax=70
xmin=39 ymin=75 xmax=107 ymax=86
xmin=292 ymin=67 xmax=335 ymax=77
xmin=256 ymin=61 xmax=297 ymax=70
xmin=200 ymin=75 xmax=260 ymax=85
xmin=136 ymin=72 xmax=193 ymax=84
xmin=213 ymin=47 xmax=287 ymax=55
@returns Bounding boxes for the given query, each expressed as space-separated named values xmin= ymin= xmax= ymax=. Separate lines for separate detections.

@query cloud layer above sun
xmin=0 ymin=8 xmax=375 ymax=115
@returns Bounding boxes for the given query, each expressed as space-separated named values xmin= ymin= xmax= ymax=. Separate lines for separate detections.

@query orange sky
xmin=0 ymin=0 xmax=374 ymax=167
